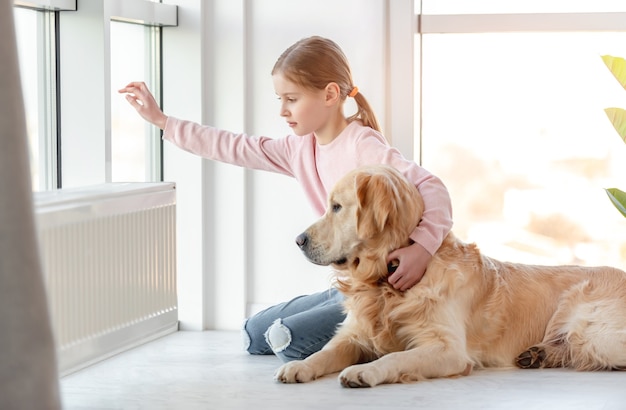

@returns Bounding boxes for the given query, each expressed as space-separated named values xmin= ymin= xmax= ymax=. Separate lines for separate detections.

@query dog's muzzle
xmin=295 ymin=232 xmax=347 ymax=266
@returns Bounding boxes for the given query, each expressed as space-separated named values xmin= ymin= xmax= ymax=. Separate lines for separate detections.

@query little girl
xmin=119 ymin=36 xmax=453 ymax=363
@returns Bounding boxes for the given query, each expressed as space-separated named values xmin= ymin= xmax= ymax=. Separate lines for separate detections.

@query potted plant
xmin=601 ymin=55 xmax=626 ymax=217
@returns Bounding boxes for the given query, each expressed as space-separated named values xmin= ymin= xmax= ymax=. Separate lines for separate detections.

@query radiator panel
xmin=34 ymin=183 xmax=178 ymax=375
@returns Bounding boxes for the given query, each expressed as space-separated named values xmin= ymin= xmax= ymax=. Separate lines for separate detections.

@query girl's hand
xmin=118 ymin=81 xmax=168 ymax=130
xmin=386 ymin=242 xmax=431 ymax=291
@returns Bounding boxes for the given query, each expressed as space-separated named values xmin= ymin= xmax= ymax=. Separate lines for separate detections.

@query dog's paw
xmin=516 ymin=346 xmax=546 ymax=369
xmin=338 ymin=364 xmax=382 ymax=388
xmin=274 ymin=361 xmax=317 ymax=383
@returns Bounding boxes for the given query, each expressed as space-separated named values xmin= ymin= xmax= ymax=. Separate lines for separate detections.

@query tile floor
xmin=60 ymin=331 xmax=626 ymax=410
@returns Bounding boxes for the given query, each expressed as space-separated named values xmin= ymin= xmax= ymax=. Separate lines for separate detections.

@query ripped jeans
xmin=242 ymin=288 xmax=346 ymax=363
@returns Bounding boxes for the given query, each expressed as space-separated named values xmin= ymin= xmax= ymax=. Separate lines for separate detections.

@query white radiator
xmin=34 ymin=182 xmax=178 ymax=375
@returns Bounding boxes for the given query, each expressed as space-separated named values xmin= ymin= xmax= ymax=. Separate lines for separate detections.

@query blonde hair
xmin=272 ymin=36 xmax=381 ymax=133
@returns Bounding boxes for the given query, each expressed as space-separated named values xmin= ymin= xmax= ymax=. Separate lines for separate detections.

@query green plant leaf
xmin=605 ymin=188 xmax=626 ymax=218
xmin=602 ymin=55 xmax=626 ymax=90
xmin=604 ymin=107 xmax=626 ymax=143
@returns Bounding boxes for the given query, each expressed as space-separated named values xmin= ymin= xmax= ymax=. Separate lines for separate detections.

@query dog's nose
xmin=295 ymin=233 xmax=308 ymax=250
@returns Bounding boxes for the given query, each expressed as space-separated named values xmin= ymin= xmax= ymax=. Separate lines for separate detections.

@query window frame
xmin=14 ymin=0 xmax=75 ymax=11
xmin=418 ymin=12 xmax=626 ymax=34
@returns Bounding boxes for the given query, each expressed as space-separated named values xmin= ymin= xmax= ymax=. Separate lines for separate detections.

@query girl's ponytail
xmin=347 ymin=91 xmax=381 ymax=133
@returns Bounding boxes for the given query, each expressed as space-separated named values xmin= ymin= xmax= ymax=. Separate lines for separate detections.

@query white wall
xmin=162 ymin=0 xmax=206 ymax=330
xmin=163 ymin=0 xmax=415 ymax=330
xmin=247 ymin=0 xmax=387 ymax=316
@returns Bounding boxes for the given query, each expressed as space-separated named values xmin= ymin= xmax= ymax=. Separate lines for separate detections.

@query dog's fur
xmin=275 ymin=164 xmax=626 ymax=387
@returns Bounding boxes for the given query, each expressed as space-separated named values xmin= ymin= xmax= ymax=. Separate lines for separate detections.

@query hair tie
xmin=348 ymin=86 xmax=359 ymax=98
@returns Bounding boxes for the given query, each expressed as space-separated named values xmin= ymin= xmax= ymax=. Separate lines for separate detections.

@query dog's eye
xmin=332 ymin=203 xmax=342 ymax=213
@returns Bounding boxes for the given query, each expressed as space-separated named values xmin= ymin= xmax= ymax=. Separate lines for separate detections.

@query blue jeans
xmin=242 ymin=288 xmax=346 ymax=362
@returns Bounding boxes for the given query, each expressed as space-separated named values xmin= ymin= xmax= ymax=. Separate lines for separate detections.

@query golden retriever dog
xmin=275 ymin=164 xmax=626 ymax=388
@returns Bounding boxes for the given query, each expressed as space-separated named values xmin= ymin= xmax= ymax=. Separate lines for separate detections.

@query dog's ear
xmin=356 ymin=172 xmax=397 ymax=239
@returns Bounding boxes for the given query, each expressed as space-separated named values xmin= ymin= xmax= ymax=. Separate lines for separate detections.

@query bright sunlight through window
xmin=419 ymin=32 xmax=626 ymax=269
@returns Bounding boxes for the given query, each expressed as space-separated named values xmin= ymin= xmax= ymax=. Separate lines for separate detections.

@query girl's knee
xmin=242 ymin=318 xmax=272 ymax=355
xmin=243 ymin=315 xmax=306 ymax=359
xmin=265 ymin=319 xmax=292 ymax=353
xmin=265 ymin=319 xmax=303 ymax=362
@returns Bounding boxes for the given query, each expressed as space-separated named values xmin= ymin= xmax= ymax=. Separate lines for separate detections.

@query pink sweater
xmin=163 ymin=118 xmax=453 ymax=255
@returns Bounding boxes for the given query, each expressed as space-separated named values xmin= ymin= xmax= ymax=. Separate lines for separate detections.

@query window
xmin=110 ymin=21 xmax=162 ymax=182
xmin=14 ymin=6 xmax=58 ymax=191
xmin=416 ymin=10 xmax=626 ymax=269
xmin=13 ymin=0 xmax=175 ymax=190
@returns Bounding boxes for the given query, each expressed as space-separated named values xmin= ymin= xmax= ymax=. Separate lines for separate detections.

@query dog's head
xmin=295 ymin=165 xmax=424 ymax=288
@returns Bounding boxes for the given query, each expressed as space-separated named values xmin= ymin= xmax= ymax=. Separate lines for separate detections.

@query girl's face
xmin=273 ymin=74 xmax=331 ymax=138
